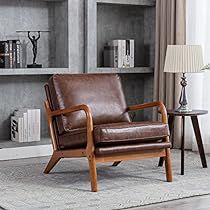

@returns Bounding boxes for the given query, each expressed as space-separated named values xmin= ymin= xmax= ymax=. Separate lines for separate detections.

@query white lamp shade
xmin=164 ymin=45 xmax=204 ymax=73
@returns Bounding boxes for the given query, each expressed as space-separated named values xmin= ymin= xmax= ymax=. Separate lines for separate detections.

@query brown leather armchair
xmin=44 ymin=74 xmax=172 ymax=192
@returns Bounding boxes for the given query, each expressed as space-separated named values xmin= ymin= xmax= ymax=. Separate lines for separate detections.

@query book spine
xmin=27 ymin=109 xmax=32 ymax=142
xmin=0 ymin=41 xmax=9 ymax=68
xmin=125 ymin=40 xmax=130 ymax=68
xmin=8 ymin=40 xmax=13 ymax=68
xmin=118 ymin=41 xmax=122 ymax=68
xmin=130 ymin=40 xmax=134 ymax=68
xmin=110 ymin=40 xmax=118 ymax=68
xmin=0 ymin=41 xmax=5 ymax=68
xmin=12 ymin=40 xmax=17 ymax=68
xmin=121 ymin=40 xmax=126 ymax=68
xmin=4 ymin=42 xmax=10 ymax=68
xmin=32 ymin=110 xmax=36 ymax=141
xmin=16 ymin=40 xmax=21 ymax=68
xmin=34 ymin=109 xmax=41 ymax=141
xmin=23 ymin=112 xmax=28 ymax=142
xmin=11 ymin=116 xmax=23 ymax=142
xmin=11 ymin=116 xmax=18 ymax=142
xmin=19 ymin=117 xmax=24 ymax=143
xmin=114 ymin=45 xmax=118 ymax=68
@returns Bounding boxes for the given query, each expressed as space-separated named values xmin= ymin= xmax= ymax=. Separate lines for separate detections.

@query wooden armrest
xmin=44 ymin=101 xmax=94 ymax=155
xmin=127 ymin=101 xmax=168 ymax=124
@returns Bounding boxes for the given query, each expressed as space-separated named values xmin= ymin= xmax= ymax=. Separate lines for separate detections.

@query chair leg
xmin=88 ymin=156 xmax=98 ymax=192
xmin=165 ymin=148 xmax=172 ymax=182
xmin=112 ymin=161 xmax=121 ymax=167
xmin=44 ymin=152 xmax=61 ymax=174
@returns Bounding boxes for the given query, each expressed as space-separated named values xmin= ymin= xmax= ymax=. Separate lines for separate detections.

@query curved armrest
xmin=127 ymin=101 xmax=168 ymax=124
xmin=44 ymin=101 xmax=94 ymax=155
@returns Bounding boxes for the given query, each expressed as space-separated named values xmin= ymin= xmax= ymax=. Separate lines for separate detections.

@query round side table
xmin=159 ymin=110 xmax=208 ymax=175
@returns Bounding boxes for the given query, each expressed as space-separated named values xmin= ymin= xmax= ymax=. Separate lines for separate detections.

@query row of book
xmin=104 ymin=39 xmax=134 ymax=68
xmin=11 ymin=108 xmax=40 ymax=143
xmin=0 ymin=40 xmax=21 ymax=68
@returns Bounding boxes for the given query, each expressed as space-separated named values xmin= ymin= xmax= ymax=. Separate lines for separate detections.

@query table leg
xmin=158 ymin=116 xmax=175 ymax=167
xmin=191 ymin=116 xmax=207 ymax=168
xmin=181 ymin=116 xmax=185 ymax=175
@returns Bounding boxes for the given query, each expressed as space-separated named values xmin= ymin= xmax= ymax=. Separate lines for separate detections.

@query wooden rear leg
xmin=88 ymin=156 xmax=98 ymax=192
xmin=112 ymin=161 xmax=121 ymax=167
xmin=165 ymin=148 xmax=172 ymax=182
xmin=44 ymin=152 xmax=61 ymax=174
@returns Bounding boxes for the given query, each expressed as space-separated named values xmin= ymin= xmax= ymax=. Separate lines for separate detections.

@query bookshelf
xmin=0 ymin=0 xmax=69 ymax=68
xmin=85 ymin=0 xmax=155 ymax=73
xmin=0 ymin=0 xmax=73 ymax=156
xmin=0 ymin=0 xmax=156 ymax=160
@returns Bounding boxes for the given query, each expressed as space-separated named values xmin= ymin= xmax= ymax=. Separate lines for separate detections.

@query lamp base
xmin=176 ymin=73 xmax=192 ymax=113
xmin=176 ymin=105 xmax=192 ymax=113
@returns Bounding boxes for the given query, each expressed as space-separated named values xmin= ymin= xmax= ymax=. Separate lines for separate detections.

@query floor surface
xmin=133 ymin=194 xmax=210 ymax=210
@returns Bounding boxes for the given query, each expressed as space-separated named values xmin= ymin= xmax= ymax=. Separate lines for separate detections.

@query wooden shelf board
xmin=95 ymin=67 xmax=154 ymax=73
xmin=0 ymin=138 xmax=51 ymax=149
xmin=0 ymin=68 xmax=70 ymax=76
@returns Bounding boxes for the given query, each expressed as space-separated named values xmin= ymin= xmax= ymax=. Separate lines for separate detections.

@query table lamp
xmin=164 ymin=45 xmax=204 ymax=112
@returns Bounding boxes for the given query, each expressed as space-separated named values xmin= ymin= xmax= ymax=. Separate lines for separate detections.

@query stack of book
xmin=0 ymin=40 xmax=21 ymax=68
xmin=104 ymin=39 xmax=134 ymax=68
xmin=11 ymin=108 xmax=40 ymax=143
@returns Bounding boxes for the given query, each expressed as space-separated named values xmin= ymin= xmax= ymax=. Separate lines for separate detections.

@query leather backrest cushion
xmin=47 ymin=74 xmax=131 ymax=134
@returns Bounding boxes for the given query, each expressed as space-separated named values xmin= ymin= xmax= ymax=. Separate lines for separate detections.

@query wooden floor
xmin=132 ymin=194 xmax=210 ymax=210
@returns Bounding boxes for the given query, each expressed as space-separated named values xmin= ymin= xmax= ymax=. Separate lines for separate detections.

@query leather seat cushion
xmin=58 ymin=121 xmax=169 ymax=149
xmin=95 ymin=142 xmax=171 ymax=156
xmin=94 ymin=122 xmax=170 ymax=146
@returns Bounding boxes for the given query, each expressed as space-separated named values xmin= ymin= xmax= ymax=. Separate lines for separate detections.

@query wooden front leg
xmin=88 ymin=155 xmax=98 ymax=192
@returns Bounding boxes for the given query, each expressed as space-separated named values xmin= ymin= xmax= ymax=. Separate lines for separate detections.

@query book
xmin=27 ymin=109 xmax=41 ymax=142
xmin=108 ymin=40 xmax=123 ymax=68
xmin=104 ymin=39 xmax=135 ymax=68
xmin=16 ymin=40 xmax=21 ymax=68
xmin=27 ymin=109 xmax=33 ymax=142
xmin=8 ymin=40 xmax=13 ymax=68
xmin=0 ymin=41 xmax=10 ymax=68
xmin=12 ymin=40 xmax=17 ymax=68
xmin=130 ymin=39 xmax=134 ymax=67
xmin=14 ymin=108 xmax=27 ymax=142
xmin=33 ymin=109 xmax=40 ymax=141
xmin=123 ymin=39 xmax=135 ymax=68
xmin=23 ymin=112 xmax=28 ymax=142
xmin=12 ymin=108 xmax=41 ymax=142
xmin=11 ymin=116 xmax=23 ymax=142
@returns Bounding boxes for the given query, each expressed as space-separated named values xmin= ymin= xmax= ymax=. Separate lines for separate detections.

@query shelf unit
xmin=85 ymin=0 xmax=155 ymax=73
xmin=0 ymin=0 xmax=156 ymax=160
xmin=0 ymin=0 xmax=75 ymax=155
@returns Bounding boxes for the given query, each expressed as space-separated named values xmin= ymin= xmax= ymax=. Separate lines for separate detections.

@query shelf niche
xmin=86 ymin=0 xmax=155 ymax=73
xmin=0 ymin=0 xmax=69 ymax=68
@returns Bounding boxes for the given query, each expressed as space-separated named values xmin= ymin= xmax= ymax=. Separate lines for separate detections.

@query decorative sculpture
xmin=27 ymin=31 xmax=42 ymax=68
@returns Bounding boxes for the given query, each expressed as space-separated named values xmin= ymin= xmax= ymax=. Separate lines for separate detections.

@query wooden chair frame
xmin=44 ymin=100 xmax=172 ymax=192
